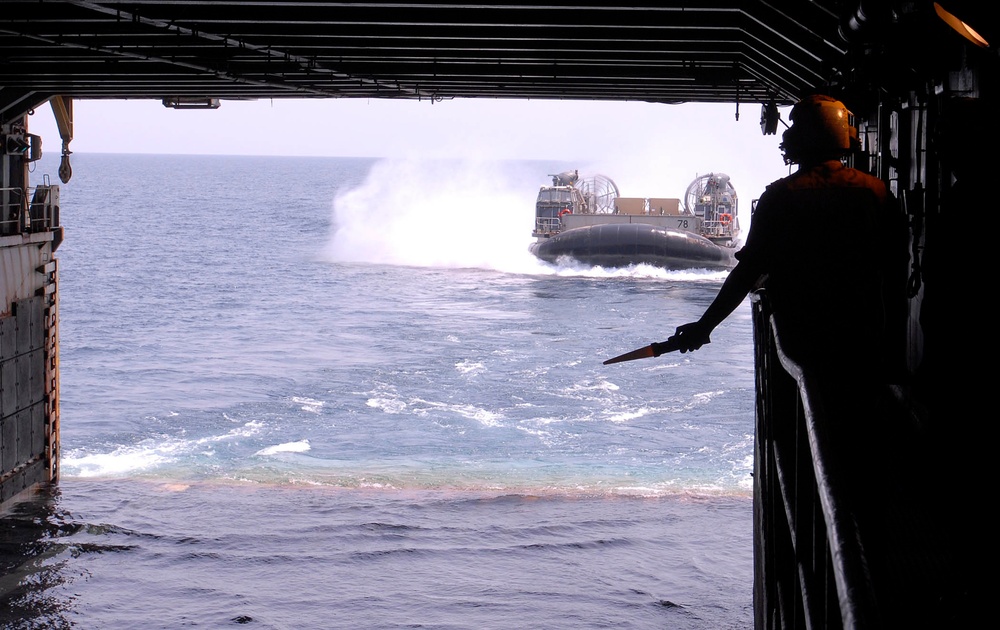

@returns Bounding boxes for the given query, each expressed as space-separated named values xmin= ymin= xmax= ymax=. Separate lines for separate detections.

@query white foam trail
xmin=64 ymin=446 xmax=174 ymax=477
xmin=62 ymin=421 xmax=266 ymax=477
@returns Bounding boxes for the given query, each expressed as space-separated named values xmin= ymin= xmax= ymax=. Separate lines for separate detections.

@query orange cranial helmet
xmin=780 ymin=95 xmax=858 ymax=164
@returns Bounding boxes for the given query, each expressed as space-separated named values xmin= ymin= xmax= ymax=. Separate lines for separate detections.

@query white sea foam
xmin=605 ymin=406 xmax=656 ymax=423
xmin=407 ymin=397 xmax=504 ymax=427
xmin=62 ymin=421 xmax=267 ymax=478
xmin=455 ymin=360 xmax=485 ymax=374
xmin=367 ymin=396 xmax=407 ymax=414
xmin=255 ymin=439 xmax=311 ymax=456
xmin=684 ymin=390 xmax=726 ymax=410
xmin=291 ymin=396 xmax=325 ymax=413
xmin=63 ymin=446 xmax=174 ymax=477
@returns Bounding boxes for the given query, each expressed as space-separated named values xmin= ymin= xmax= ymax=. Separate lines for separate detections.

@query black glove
xmin=673 ymin=321 xmax=712 ymax=353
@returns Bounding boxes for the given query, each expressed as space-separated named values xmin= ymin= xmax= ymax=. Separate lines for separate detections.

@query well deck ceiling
xmin=0 ymin=1 xmax=862 ymax=119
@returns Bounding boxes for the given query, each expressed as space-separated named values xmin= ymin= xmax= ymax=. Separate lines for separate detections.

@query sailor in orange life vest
xmin=671 ymin=94 xmax=899 ymax=374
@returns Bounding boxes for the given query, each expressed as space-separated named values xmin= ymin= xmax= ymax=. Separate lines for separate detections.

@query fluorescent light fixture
xmin=162 ymin=97 xmax=221 ymax=110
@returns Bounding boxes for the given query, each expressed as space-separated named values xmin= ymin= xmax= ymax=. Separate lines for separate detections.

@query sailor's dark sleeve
xmin=732 ymin=186 xmax=781 ymax=278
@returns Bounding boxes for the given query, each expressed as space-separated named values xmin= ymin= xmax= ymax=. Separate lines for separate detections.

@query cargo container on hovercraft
xmin=529 ymin=170 xmax=741 ymax=270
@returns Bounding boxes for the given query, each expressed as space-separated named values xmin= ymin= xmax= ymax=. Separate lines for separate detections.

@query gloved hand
xmin=672 ymin=321 xmax=712 ymax=353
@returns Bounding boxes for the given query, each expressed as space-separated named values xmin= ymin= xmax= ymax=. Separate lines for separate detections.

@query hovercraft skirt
xmin=530 ymin=223 xmax=734 ymax=270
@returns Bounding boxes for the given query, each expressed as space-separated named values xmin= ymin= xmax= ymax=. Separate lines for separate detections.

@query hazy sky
xmin=26 ymin=96 xmax=792 ymax=206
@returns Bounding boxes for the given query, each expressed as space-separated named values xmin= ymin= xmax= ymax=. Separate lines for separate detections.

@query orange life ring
xmin=559 ymin=208 xmax=572 ymax=217
xmin=719 ymin=213 xmax=732 ymax=226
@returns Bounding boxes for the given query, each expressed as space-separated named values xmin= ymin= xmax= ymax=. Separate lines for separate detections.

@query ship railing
xmin=700 ymin=218 xmax=735 ymax=238
xmin=751 ymin=290 xmax=909 ymax=629
xmin=0 ymin=181 xmax=60 ymax=237
xmin=534 ymin=216 xmax=562 ymax=236
xmin=0 ymin=185 xmax=26 ymax=236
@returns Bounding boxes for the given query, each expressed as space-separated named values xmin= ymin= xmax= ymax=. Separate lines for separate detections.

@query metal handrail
xmin=1 ymin=185 xmax=26 ymax=235
xmin=700 ymin=217 xmax=737 ymax=239
xmin=1 ymin=184 xmax=60 ymax=236
xmin=533 ymin=216 xmax=562 ymax=236
xmin=751 ymin=291 xmax=880 ymax=629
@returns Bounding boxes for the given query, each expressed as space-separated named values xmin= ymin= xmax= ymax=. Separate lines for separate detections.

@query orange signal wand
xmin=603 ymin=336 xmax=683 ymax=365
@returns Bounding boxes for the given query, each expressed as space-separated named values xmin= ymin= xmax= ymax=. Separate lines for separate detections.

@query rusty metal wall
xmin=0 ymin=295 xmax=51 ymax=502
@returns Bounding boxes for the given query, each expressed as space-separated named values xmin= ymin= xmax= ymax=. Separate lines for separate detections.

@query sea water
xmin=2 ymin=154 xmax=756 ymax=629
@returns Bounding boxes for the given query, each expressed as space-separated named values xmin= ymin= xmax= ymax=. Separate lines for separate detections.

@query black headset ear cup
xmin=779 ymin=125 xmax=802 ymax=164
